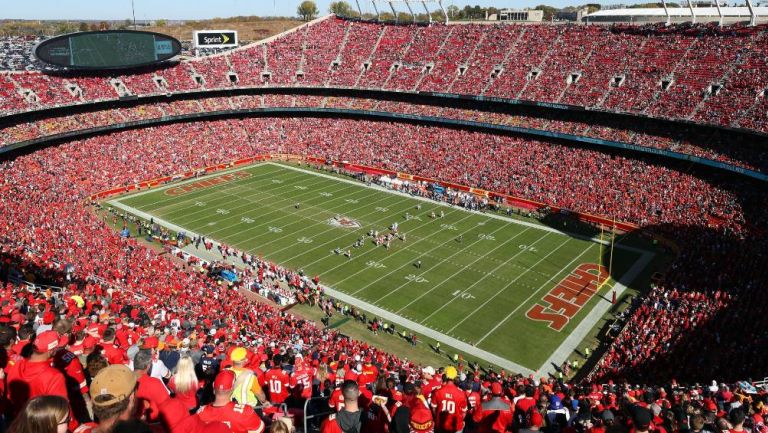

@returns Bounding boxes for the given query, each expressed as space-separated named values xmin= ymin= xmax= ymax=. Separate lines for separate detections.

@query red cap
xmin=83 ymin=335 xmax=98 ymax=350
xmin=43 ymin=311 xmax=56 ymax=325
xmin=491 ymin=382 xmax=503 ymax=395
xmin=214 ymin=370 xmax=236 ymax=392
xmin=34 ymin=331 xmax=62 ymax=353
xmin=142 ymin=336 xmax=159 ymax=350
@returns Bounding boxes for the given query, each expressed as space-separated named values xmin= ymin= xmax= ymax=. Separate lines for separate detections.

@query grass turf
xmin=113 ymin=162 xmax=650 ymax=372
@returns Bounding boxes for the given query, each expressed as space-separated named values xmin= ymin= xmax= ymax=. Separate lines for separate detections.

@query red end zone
xmin=165 ymin=171 xmax=252 ymax=196
xmin=525 ymin=263 xmax=609 ymax=332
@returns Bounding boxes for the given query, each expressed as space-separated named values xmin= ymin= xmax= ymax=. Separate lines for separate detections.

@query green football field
xmin=111 ymin=162 xmax=654 ymax=374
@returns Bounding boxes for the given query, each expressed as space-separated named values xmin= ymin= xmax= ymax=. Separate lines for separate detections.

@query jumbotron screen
xmin=34 ymin=30 xmax=182 ymax=70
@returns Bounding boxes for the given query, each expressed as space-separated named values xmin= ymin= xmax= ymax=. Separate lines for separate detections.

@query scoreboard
xmin=35 ymin=30 xmax=181 ymax=70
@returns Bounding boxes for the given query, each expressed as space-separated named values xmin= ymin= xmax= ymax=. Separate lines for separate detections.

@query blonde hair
xmin=172 ymin=354 xmax=199 ymax=394
xmin=270 ymin=418 xmax=294 ymax=433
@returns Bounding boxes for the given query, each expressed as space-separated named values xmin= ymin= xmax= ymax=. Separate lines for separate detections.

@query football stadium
xmin=0 ymin=1 xmax=766 ymax=433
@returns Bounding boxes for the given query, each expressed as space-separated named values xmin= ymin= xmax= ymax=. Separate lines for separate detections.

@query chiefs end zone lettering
xmin=165 ymin=171 xmax=251 ymax=196
xmin=525 ymin=263 xmax=609 ymax=331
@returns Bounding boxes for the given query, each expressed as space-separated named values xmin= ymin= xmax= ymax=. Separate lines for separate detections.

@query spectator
xmin=321 ymin=380 xmax=365 ymax=433
xmin=5 ymin=331 xmax=68 ymax=417
xmin=168 ymin=354 xmax=202 ymax=412
xmin=8 ymin=395 xmax=70 ymax=433
xmin=197 ymin=370 xmax=265 ymax=433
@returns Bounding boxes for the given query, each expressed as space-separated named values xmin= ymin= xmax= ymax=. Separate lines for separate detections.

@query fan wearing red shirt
xmin=263 ymin=355 xmax=291 ymax=404
xmin=100 ymin=328 xmax=129 ymax=365
xmin=290 ymin=357 xmax=314 ymax=400
xmin=198 ymin=370 xmax=265 ymax=433
xmin=473 ymin=383 xmax=513 ymax=433
xmin=431 ymin=367 xmax=468 ymax=433
xmin=133 ymin=348 xmax=170 ymax=422
xmin=358 ymin=357 xmax=379 ymax=389
xmin=5 ymin=330 xmax=68 ymax=417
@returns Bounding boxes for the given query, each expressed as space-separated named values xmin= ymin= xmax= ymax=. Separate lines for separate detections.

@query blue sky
xmin=1 ymin=0 xmax=582 ymax=21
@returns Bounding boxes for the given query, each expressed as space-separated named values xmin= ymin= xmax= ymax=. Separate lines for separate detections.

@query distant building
xmin=488 ymin=9 xmax=544 ymax=22
xmin=555 ymin=8 xmax=590 ymax=21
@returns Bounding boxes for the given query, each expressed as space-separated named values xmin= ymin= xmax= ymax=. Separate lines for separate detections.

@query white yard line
xmin=419 ymin=229 xmax=547 ymax=322
xmin=270 ymin=162 xmax=649 ymax=255
xmin=318 ymin=284 xmax=536 ymax=376
xmin=449 ymin=237 xmax=576 ymax=336
xmin=473 ymin=244 xmax=594 ymax=345
xmin=110 ymin=161 xmax=657 ymax=377
xmin=393 ymin=227 xmax=532 ymax=313
xmin=535 ymin=250 xmax=654 ymax=377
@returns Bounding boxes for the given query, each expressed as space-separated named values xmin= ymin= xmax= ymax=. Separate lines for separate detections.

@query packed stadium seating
xmin=1 ymin=16 xmax=768 ymax=433
xmin=2 ymin=19 xmax=768 ymax=135
xmin=1 ymin=94 xmax=766 ymax=174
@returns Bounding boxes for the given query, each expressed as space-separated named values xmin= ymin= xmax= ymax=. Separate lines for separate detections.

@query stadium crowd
xmin=1 ymin=94 xmax=765 ymax=174
xmin=0 ymin=19 xmax=766 ymax=433
xmin=1 ymin=19 xmax=768 ymax=134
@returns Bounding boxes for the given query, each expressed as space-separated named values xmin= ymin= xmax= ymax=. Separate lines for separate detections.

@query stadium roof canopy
xmin=586 ymin=5 xmax=767 ymax=25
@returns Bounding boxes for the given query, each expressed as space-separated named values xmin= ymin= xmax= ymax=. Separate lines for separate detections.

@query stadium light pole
xmin=131 ymin=0 xmax=137 ymax=29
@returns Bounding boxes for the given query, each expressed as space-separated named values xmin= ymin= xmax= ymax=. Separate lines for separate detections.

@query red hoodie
xmin=5 ymin=357 xmax=68 ymax=416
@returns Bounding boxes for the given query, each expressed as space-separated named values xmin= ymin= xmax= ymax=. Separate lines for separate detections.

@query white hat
xmin=422 ymin=366 xmax=436 ymax=376
xmin=354 ymin=355 xmax=361 ymax=362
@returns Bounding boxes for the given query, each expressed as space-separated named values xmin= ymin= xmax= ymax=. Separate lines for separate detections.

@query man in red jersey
xmin=133 ymin=348 xmax=170 ymax=422
xmin=358 ymin=356 xmax=379 ymax=389
xmin=431 ymin=367 xmax=468 ymax=433
xmin=290 ymin=355 xmax=314 ymax=400
xmin=473 ymin=383 xmax=513 ymax=433
xmin=5 ymin=330 xmax=68 ymax=416
xmin=263 ymin=354 xmax=291 ymax=404
xmin=198 ymin=370 xmax=266 ymax=433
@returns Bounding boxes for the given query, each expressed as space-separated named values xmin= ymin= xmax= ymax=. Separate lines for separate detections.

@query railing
xmin=303 ymin=396 xmax=333 ymax=433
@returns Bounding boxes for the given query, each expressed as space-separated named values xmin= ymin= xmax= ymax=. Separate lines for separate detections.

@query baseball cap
xmin=422 ymin=366 xmax=435 ymax=376
xmin=90 ymin=365 xmax=138 ymax=408
xmin=231 ymin=347 xmax=248 ymax=362
xmin=202 ymin=345 xmax=215 ymax=354
xmin=602 ymin=410 xmax=615 ymax=421
xmin=631 ymin=406 xmax=653 ymax=429
xmin=83 ymin=335 xmax=98 ymax=350
xmin=491 ymin=382 xmax=503 ymax=396
xmin=33 ymin=330 xmax=62 ymax=353
xmin=43 ymin=311 xmax=55 ymax=325
xmin=214 ymin=370 xmax=236 ymax=392
xmin=444 ymin=366 xmax=458 ymax=380
xmin=141 ymin=336 xmax=159 ymax=350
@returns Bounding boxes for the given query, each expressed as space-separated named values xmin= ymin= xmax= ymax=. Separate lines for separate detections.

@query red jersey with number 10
xmin=264 ymin=367 xmax=291 ymax=403
xmin=431 ymin=382 xmax=468 ymax=433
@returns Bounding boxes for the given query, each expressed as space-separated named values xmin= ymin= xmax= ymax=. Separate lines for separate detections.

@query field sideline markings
xmin=535 ymin=250 xmax=654 ymax=377
xmin=113 ymin=170 xmax=355 ymax=242
xmin=145 ymin=170 xmax=336 ymax=228
xmin=268 ymin=162 xmax=649 ymax=255
xmin=418 ymin=229 xmax=552 ymax=322
xmin=334 ymin=211 xmax=478 ymax=294
xmin=471 ymin=240 xmax=593 ymax=344
xmin=383 ymin=223 xmax=524 ymax=308
xmin=119 ymin=164 xmax=289 ymax=212
xmin=447 ymin=236 xmax=576 ymax=336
